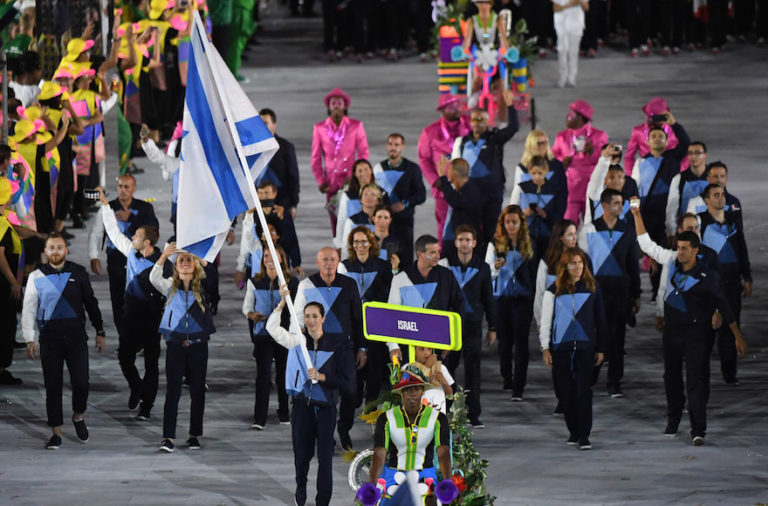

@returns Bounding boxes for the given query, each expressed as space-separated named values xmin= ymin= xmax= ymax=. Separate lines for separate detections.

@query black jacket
xmin=441 ymin=252 xmax=496 ymax=327
xmin=663 ymin=260 xmax=734 ymax=328
xmin=376 ymin=157 xmax=427 ymax=225
xmin=455 ymin=106 xmax=519 ymax=190
xmin=30 ymin=261 xmax=104 ymax=341
xmin=437 ymin=177 xmax=484 ymax=250
xmin=698 ymin=209 xmax=751 ymax=284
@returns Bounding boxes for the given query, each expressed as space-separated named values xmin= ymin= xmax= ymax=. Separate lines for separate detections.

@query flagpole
xmin=189 ymin=12 xmax=314 ymax=376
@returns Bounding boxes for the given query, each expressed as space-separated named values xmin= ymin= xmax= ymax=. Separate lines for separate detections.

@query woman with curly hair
xmin=539 ymin=247 xmax=606 ymax=450
xmin=484 ymin=205 xmax=537 ymax=399
xmin=150 ymin=243 xmax=215 ymax=453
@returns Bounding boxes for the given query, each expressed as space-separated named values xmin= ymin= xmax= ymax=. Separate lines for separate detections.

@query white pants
xmin=557 ymin=32 xmax=582 ymax=85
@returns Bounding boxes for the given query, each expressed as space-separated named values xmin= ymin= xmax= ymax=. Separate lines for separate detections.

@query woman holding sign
xmin=242 ymin=245 xmax=298 ymax=430
xmin=267 ymin=285 xmax=356 ymax=506
xmin=538 ymin=248 xmax=606 ymax=450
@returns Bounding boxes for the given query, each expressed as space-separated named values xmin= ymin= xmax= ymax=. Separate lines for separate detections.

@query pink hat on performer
xmin=324 ymin=87 xmax=350 ymax=108
xmin=569 ymin=99 xmax=594 ymax=122
xmin=642 ymin=97 xmax=669 ymax=117
xmin=436 ymin=94 xmax=463 ymax=111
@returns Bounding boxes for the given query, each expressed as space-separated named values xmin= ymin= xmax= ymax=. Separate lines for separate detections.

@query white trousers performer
xmin=557 ymin=32 xmax=582 ymax=87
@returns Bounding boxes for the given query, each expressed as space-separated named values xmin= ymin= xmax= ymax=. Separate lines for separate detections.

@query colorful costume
xmin=417 ymin=95 xmax=471 ymax=243
xmin=552 ymin=100 xmax=608 ymax=224
xmin=311 ymin=89 xmax=369 ymax=234
xmin=625 ymin=98 xmax=684 ymax=174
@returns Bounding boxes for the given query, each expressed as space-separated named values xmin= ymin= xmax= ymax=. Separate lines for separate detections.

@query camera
xmin=629 ymin=197 xmax=641 ymax=209
xmin=83 ymin=189 xmax=100 ymax=200
xmin=650 ymin=114 xmax=668 ymax=123
xmin=614 ymin=145 xmax=622 ymax=152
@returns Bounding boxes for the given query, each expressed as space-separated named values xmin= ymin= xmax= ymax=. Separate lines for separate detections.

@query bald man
xmin=89 ymin=174 xmax=158 ymax=339
xmin=293 ymin=247 xmax=363 ymax=451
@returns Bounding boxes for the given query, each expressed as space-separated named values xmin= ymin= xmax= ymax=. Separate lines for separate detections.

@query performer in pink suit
xmin=552 ymin=100 xmax=608 ymax=225
xmin=311 ymin=88 xmax=369 ymax=235
xmin=625 ymin=97 xmax=686 ymax=174
xmin=417 ymin=94 xmax=471 ymax=244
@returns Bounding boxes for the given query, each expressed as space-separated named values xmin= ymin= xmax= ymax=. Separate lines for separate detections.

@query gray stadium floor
xmin=2 ymin=11 xmax=768 ymax=506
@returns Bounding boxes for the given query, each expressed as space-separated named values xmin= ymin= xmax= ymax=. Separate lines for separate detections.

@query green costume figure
xmin=226 ymin=0 xmax=256 ymax=81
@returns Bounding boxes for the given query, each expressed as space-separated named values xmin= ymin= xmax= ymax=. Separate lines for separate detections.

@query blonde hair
xmin=168 ymin=254 xmax=208 ymax=312
xmin=493 ymin=205 xmax=534 ymax=260
xmin=521 ymin=129 xmax=553 ymax=167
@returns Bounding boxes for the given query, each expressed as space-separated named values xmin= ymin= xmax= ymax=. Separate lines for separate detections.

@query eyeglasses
xmin=688 ymin=151 xmax=705 ymax=156
xmin=536 ymin=140 xmax=548 ymax=146
xmin=353 ymin=240 xmax=370 ymax=246
xmin=470 ymin=117 xmax=485 ymax=123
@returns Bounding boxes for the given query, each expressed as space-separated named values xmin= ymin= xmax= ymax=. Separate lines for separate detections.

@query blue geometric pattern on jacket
xmin=587 ymin=230 xmax=624 ymax=276
xmin=34 ymin=272 xmax=77 ymax=324
xmin=286 ymin=347 xmax=332 ymax=400
xmin=552 ymin=293 xmax=590 ymax=346
xmin=304 ymin=286 xmax=344 ymax=333
xmin=400 ymin=282 xmax=438 ymax=308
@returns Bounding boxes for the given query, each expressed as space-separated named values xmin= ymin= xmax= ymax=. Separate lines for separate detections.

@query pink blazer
xmin=311 ymin=116 xmax=369 ymax=194
xmin=417 ymin=116 xmax=471 ymax=196
xmin=625 ymin=123 xmax=686 ymax=174
xmin=552 ymin=124 xmax=609 ymax=201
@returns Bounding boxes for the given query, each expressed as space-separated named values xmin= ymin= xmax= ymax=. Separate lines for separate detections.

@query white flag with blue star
xmin=177 ymin=11 xmax=278 ymax=261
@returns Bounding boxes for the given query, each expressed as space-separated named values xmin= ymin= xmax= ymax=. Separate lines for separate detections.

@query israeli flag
xmin=177 ymin=11 xmax=279 ymax=261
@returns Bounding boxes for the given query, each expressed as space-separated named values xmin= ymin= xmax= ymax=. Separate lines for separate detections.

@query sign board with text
xmin=362 ymin=302 xmax=462 ymax=351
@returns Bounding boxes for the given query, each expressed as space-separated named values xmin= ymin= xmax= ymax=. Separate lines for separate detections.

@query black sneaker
xmin=60 ymin=229 xmax=75 ymax=240
xmin=578 ymin=439 xmax=592 ymax=450
xmin=278 ymin=411 xmax=290 ymax=425
xmin=469 ymin=418 xmax=485 ymax=429
xmin=608 ymin=386 xmax=624 ymax=399
xmin=128 ymin=390 xmax=141 ymax=411
xmin=692 ymin=435 xmax=705 ymax=446
xmin=553 ymin=402 xmax=564 ymax=415
xmin=664 ymin=421 xmax=679 ymax=438
xmin=511 ymin=392 xmax=524 ymax=402
xmin=136 ymin=403 xmax=151 ymax=421
xmin=72 ymin=417 xmax=89 ymax=442
xmin=187 ymin=437 xmax=201 ymax=450
xmin=159 ymin=439 xmax=175 ymax=453
xmin=339 ymin=431 xmax=353 ymax=451
xmin=724 ymin=378 xmax=741 ymax=386
xmin=0 ymin=370 xmax=23 ymax=385
xmin=295 ymin=487 xmax=307 ymax=506
xmin=46 ymin=434 xmax=62 ymax=450
xmin=566 ymin=435 xmax=578 ymax=446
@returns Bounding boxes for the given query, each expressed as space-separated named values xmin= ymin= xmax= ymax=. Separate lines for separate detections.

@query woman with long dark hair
xmin=539 ymin=247 xmax=606 ymax=450
xmin=267 ymin=286 xmax=355 ymax=506
xmin=485 ymin=205 xmax=537 ymax=399
xmin=242 ymin=245 xmax=298 ymax=429
xmin=150 ymin=244 xmax=215 ymax=453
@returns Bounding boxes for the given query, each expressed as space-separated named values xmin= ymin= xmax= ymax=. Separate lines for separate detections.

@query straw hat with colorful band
xmin=62 ymin=38 xmax=95 ymax=63
xmin=38 ymin=81 xmax=64 ymax=101
xmin=10 ymin=120 xmax=44 ymax=143
xmin=392 ymin=364 xmax=434 ymax=392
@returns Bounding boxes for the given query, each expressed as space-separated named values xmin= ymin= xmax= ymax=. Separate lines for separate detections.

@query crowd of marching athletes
xmin=0 ymin=1 xmax=756 ymax=505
